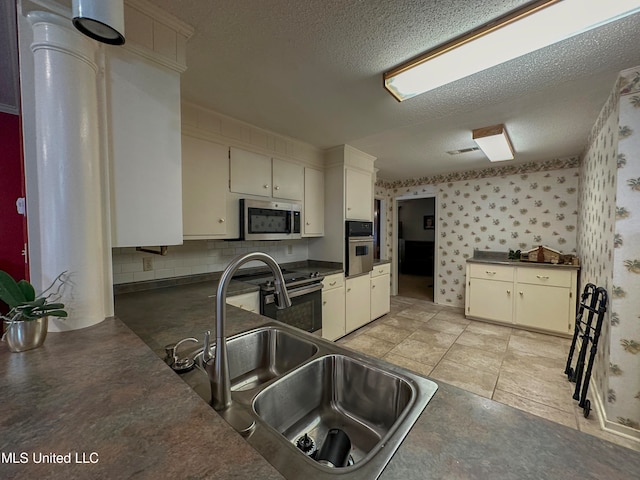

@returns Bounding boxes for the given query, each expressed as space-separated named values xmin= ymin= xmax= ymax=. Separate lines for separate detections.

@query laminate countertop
xmin=2 ymin=281 xmax=639 ymax=479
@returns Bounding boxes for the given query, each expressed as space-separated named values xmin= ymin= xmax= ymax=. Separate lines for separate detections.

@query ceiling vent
xmin=447 ymin=147 xmax=480 ymax=155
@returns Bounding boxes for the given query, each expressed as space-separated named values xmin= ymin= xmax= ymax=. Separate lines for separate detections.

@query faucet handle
xmin=203 ymin=330 xmax=212 ymax=363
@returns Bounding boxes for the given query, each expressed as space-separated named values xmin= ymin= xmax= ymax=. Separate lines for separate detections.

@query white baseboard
xmin=591 ymin=381 xmax=640 ymax=444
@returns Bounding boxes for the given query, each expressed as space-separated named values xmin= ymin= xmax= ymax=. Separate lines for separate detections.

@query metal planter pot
xmin=3 ymin=317 xmax=48 ymax=352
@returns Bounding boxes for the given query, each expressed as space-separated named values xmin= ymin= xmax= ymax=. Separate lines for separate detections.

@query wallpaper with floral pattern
xmin=610 ymin=68 xmax=640 ymax=432
xmin=576 ymin=78 xmax=619 ymax=430
xmin=376 ymin=159 xmax=580 ymax=306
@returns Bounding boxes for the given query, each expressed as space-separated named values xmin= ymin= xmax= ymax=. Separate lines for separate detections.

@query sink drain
xmin=295 ymin=433 xmax=317 ymax=457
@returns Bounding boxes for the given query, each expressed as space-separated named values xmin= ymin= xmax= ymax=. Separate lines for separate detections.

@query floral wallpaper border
xmin=376 ymin=157 xmax=580 ymax=190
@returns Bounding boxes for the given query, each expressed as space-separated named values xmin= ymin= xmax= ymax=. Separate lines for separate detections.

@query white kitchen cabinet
xmin=345 ymin=274 xmax=371 ymax=333
xmin=226 ymin=291 xmax=260 ymax=313
xmin=465 ymin=262 xmax=577 ymax=335
xmin=182 ymin=136 xmax=238 ymax=239
xmin=229 ymin=148 xmax=304 ymax=200
xmin=272 ymin=158 xmax=303 ymax=200
xmin=345 ymin=167 xmax=373 ymax=221
xmin=370 ymin=263 xmax=391 ymax=320
xmin=303 ymin=167 xmax=324 ymax=236
xmin=466 ymin=264 xmax=514 ymax=324
xmin=321 ymin=273 xmax=345 ymax=341
xmin=229 ymin=147 xmax=272 ymax=197
xmin=108 ymin=48 xmax=183 ymax=247
xmin=515 ymin=267 xmax=576 ymax=334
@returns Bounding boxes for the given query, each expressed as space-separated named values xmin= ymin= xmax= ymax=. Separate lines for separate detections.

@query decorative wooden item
xmin=521 ymin=245 xmax=561 ymax=264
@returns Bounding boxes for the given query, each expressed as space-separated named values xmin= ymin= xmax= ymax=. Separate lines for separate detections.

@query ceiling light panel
xmin=473 ymin=125 xmax=514 ymax=162
xmin=384 ymin=0 xmax=640 ymax=101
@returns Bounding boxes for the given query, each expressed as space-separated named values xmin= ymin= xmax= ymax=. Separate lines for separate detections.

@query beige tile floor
xmin=338 ymin=295 xmax=640 ymax=453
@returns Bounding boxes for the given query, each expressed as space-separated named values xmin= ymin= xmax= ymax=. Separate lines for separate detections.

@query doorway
xmin=397 ymin=197 xmax=435 ymax=301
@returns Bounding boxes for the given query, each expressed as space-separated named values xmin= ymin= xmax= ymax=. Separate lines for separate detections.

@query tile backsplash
xmin=112 ymin=239 xmax=309 ymax=284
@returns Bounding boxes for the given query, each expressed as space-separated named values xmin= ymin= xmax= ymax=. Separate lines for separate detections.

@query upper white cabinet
xmin=345 ymin=167 xmax=373 ymax=221
xmin=229 ymin=148 xmax=272 ymax=197
xmin=303 ymin=167 xmax=324 ymax=236
xmin=272 ymin=158 xmax=304 ymax=200
xmin=182 ymin=135 xmax=237 ymax=239
xmin=108 ymin=48 xmax=184 ymax=247
xmin=230 ymin=148 xmax=304 ymax=200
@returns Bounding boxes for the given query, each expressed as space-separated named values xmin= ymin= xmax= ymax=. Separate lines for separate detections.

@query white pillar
xmin=28 ymin=11 xmax=108 ymax=331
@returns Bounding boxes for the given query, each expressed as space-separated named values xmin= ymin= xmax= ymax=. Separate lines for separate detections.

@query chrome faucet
xmin=204 ymin=252 xmax=291 ymax=411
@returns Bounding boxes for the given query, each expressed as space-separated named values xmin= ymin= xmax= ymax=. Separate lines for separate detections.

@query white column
xmin=28 ymin=11 xmax=108 ymax=331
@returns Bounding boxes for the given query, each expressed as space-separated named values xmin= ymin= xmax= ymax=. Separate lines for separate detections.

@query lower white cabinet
xmin=370 ymin=263 xmax=391 ymax=320
xmin=322 ymin=273 xmax=345 ymax=341
xmin=226 ymin=291 xmax=259 ymax=314
xmin=515 ymin=267 xmax=576 ymax=333
xmin=345 ymin=274 xmax=371 ymax=333
xmin=465 ymin=262 xmax=578 ymax=335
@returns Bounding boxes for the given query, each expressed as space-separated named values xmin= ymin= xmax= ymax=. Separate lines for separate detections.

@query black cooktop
xmin=235 ymin=269 xmax=323 ymax=290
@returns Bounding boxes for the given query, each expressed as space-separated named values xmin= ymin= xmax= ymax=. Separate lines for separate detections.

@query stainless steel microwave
xmin=240 ymin=199 xmax=301 ymax=240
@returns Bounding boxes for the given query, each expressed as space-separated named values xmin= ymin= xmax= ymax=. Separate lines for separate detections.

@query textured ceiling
xmin=89 ymin=2 xmax=640 ymax=179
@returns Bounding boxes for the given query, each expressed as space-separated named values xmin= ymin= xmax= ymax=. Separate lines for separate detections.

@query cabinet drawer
xmin=516 ymin=267 xmax=572 ymax=287
xmin=468 ymin=264 xmax=513 ymax=282
xmin=322 ymin=273 xmax=344 ymax=291
xmin=371 ymin=263 xmax=390 ymax=278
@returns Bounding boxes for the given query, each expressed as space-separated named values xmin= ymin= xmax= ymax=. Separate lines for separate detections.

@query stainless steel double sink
xmin=191 ymin=322 xmax=438 ymax=480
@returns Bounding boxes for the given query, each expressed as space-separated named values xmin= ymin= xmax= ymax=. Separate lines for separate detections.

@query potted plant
xmin=0 ymin=270 xmax=68 ymax=352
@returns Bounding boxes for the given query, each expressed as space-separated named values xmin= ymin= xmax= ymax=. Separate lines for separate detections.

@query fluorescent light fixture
xmin=472 ymin=124 xmax=514 ymax=162
xmin=384 ymin=0 xmax=640 ymax=101
xmin=72 ymin=0 xmax=125 ymax=45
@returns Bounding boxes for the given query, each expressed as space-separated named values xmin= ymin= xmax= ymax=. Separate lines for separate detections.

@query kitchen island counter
xmin=1 ymin=281 xmax=638 ymax=479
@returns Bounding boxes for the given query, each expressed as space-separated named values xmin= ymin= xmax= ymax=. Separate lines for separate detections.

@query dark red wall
xmin=0 ymin=111 xmax=28 ymax=282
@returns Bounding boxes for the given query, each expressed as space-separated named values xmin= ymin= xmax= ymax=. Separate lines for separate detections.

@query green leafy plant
xmin=0 ymin=270 xmax=68 ymax=323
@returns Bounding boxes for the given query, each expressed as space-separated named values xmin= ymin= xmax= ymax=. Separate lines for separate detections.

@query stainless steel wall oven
xmin=345 ymin=221 xmax=374 ymax=277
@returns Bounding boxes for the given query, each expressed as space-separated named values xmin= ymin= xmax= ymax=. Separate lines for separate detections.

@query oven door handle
xmin=264 ymin=283 xmax=323 ymax=305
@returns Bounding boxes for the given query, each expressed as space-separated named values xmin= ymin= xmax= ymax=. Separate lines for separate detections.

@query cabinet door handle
xmin=486 ymin=271 xmax=496 ymax=275
xmin=274 ymin=185 xmax=280 ymax=190
xmin=347 ymin=288 xmax=351 ymax=292
xmin=218 ymin=218 xmax=225 ymax=223
xmin=329 ymin=281 xmax=337 ymax=286
xmin=536 ymin=275 xmax=549 ymax=279
xmin=519 ymin=291 xmax=523 ymax=295
xmin=264 ymin=184 xmax=269 ymax=189
xmin=323 ymin=301 xmax=327 ymax=306
xmin=306 ymin=222 xmax=311 ymax=225
xmin=372 ymin=285 xmax=376 ymax=289
xmin=507 ymin=290 xmax=511 ymax=294
xmin=379 ymin=269 xmax=384 ymax=273
xmin=347 ymin=207 xmax=352 ymax=211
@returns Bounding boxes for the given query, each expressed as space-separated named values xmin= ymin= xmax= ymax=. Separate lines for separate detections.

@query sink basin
xmin=253 ymin=354 xmax=418 ymax=468
xmin=187 ymin=322 xmax=437 ymax=480
xmin=194 ymin=326 xmax=318 ymax=392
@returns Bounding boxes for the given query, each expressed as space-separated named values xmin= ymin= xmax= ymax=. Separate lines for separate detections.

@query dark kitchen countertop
xmin=2 ymin=280 xmax=638 ymax=479
xmin=467 ymin=258 xmax=580 ymax=269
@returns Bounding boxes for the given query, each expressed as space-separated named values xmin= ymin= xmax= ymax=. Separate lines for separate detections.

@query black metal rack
xmin=564 ymin=283 xmax=608 ymax=418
